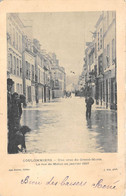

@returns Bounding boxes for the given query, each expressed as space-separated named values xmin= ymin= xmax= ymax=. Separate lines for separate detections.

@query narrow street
xmin=21 ymin=95 xmax=117 ymax=153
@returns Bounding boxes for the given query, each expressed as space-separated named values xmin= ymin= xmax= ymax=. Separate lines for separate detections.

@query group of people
xmin=65 ymin=91 xmax=72 ymax=98
xmin=7 ymin=78 xmax=31 ymax=154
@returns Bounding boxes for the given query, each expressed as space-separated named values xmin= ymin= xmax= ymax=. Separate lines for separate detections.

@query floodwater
xmin=21 ymin=96 xmax=117 ymax=153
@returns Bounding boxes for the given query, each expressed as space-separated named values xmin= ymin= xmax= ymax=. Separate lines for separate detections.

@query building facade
xmin=50 ymin=55 xmax=66 ymax=98
xmin=7 ymin=14 xmax=66 ymax=104
xmin=103 ymin=11 xmax=116 ymax=109
xmin=33 ymin=39 xmax=42 ymax=103
xmin=22 ymin=35 xmax=36 ymax=104
xmin=81 ymin=11 xmax=117 ymax=110
xmin=7 ymin=13 xmax=23 ymax=94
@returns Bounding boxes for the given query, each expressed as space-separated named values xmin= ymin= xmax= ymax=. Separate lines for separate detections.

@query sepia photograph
xmin=7 ymin=11 xmax=117 ymax=154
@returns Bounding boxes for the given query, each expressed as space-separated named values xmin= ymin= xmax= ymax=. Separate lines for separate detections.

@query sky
xmin=19 ymin=12 xmax=101 ymax=77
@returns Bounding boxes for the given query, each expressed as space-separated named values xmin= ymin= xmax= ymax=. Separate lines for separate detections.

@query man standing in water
xmin=85 ymin=95 xmax=94 ymax=119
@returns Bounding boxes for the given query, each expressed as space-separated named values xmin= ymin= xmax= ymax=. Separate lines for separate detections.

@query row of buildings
xmin=78 ymin=11 xmax=117 ymax=110
xmin=7 ymin=13 xmax=66 ymax=104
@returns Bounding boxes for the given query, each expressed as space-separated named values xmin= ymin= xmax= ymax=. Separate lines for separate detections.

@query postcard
xmin=0 ymin=0 xmax=125 ymax=195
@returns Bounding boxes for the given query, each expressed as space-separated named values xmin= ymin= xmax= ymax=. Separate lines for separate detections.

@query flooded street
xmin=21 ymin=96 xmax=117 ymax=153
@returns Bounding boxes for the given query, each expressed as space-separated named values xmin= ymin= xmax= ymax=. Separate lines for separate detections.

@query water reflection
xmin=88 ymin=110 xmax=117 ymax=152
xmin=86 ymin=119 xmax=92 ymax=129
xmin=21 ymin=97 xmax=117 ymax=153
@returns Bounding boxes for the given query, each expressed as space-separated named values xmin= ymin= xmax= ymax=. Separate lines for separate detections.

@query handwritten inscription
xmin=21 ymin=176 xmax=42 ymax=185
xmin=92 ymin=179 xmax=119 ymax=189
xmin=46 ymin=176 xmax=87 ymax=186
xmin=21 ymin=176 xmax=119 ymax=190
xmin=60 ymin=176 xmax=87 ymax=186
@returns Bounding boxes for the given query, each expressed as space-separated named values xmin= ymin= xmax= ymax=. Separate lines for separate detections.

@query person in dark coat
xmin=10 ymin=126 xmax=31 ymax=153
xmin=7 ymin=78 xmax=14 ymax=153
xmin=85 ymin=95 xmax=94 ymax=119
xmin=7 ymin=78 xmax=14 ymax=124
xmin=11 ymin=92 xmax=21 ymax=130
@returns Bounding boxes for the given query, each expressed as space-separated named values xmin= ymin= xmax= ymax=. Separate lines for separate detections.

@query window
xmin=89 ymin=55 xmax=91 ymax=66
xmin=107 ymin=44 xmax=110 ymax=67
xmin=19 ymin=60 xmax=22 ymax=76
xmin=18 ymin=35 xmax=20 ymax=51
xmin=92 ymin=52 xmax=94 ymax=63
xmin=98 ymin=32 xmax=100 ymax=51
xmin=14 ymin=56 xmax=16 ymax=75
xmin=32 ymin=65 xmax=34 ymax=81
xmin=89 ymin=51 xmax=94 ymax=66
xmin=13 ymin=28 xmax=15 ymax=47
xmin=30 ymin=63 xmax=31 ymax=80
xmin=10 ymin=54 xmax=12 ymax=73
xmin=20 ymin=84 xmax=22 ymax=94
xmin=9 ymin=24 xmax=12 ymax=44
xmin=39 ymin=69 xmax=40 ymax=83
xmin=28 ymin=63 xmax=30 ymax=80
xmin=40 ymin=71 xmax=42 ymax=83
xmin=55 ymin=79 xmax=59 ymax=87
xmin=26 ymin=61 xmax=28 ymax=79
xmin=19 ymin=35 xmax=21 ymax=52
xmin=17 ymin=58 xmax=19 ymax=76
xmin=100 ymin=28 xmax=102 ymax=49
xmin=60 ymin=73 xmax=63 ymax=80
xmin=16 ymin=32 xmax=18 ymax=49
xmin=25 ymin=62 xmax=30 ymax=80
xmin=98 ymin=54 xmax=103 ymax=75
xmin=112 ymin=39 xmax=115 ymax=63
